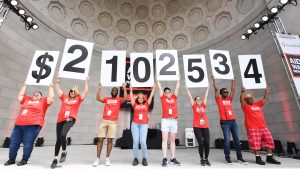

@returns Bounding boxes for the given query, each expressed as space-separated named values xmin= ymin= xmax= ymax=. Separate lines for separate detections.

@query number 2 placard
xmin=101 ymin=50 xmax=126 ymax=86
xmin=156 ymin=50 xmax=179 ymax=81
xmin=209 ymin=50 xmax=234 ymax=79
xmin=238 ymin=55 xmax=266 ymax=89
xmin=58 ymin=39 xmax=94 ymax=80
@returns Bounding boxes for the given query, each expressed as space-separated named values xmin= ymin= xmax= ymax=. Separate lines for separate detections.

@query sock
xmin=256 ymin=155 xmax=260 ymax=157
xmin=267 ymin=154 xmax=272 ymax=156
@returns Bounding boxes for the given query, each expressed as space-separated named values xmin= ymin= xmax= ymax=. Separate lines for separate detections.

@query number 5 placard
xmin=209 ymin=50 xmax=234 ymax=79
xmin=183 ymin=54 xmax=209 ymax=88
xmin=58 ymin=39 xmax=94 ymax=80
xmin=156 ymin=50 xmax=179 ymax=81
xmin=238 ymin=55 xmax=266 ymax=89
xmin=101 ymin=50 xmax=126 ymax=86
xmin=130 ymin=53 xmax=154 ymax=87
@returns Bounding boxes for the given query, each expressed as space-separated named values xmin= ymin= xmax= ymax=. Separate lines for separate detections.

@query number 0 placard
xmin=183 ymin=54 xmax=208 ymax=88
xmin=101 ymin=50 xmax=126 ymax=86
xmin=58 ymin=39 xmax=94 ymax=80
xmin=209 ymin=50 xmax=234 ymax=79
xmin=130 ymin=53 xmax=154 ymax=87
xmin=238 ymin=55 xmax=266 ymax=89
xmin=156 ymin=50 xmax=179 ymax=81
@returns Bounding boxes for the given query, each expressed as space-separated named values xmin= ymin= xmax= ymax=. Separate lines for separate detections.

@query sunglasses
xmin=69 ymin=90 xmax=77 ymax=93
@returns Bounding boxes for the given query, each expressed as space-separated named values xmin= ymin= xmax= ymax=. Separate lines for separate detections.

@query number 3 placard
xmin=101 ymin=50 xmax=126 ymax=86
xmin=209 ymin=50 xmax=234 ymax=79
xmin=156 ymin=50 xmax=179 ymax=81
xmin=238 ymin=55 xmax=266 ymax=89
xmin=183 ymin=54 xmax=209 ymax=88
xmin=58 ymin=39 xmax=94 ymax=80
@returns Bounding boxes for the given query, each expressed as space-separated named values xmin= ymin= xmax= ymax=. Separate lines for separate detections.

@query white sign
xmin=209 ymin=50 xmax=234 ymax=79
xmin=58 ymin=39 xmax=94 ymax=80
xmin=26 ymin=50 xmax=60 ymax=85
xmin=238 ymin=55 xmax=266 ymax=89
xmin=130 ymin=53 xmax=154 ymax=87
xmin=183 ymin=54 xmax=209 ymax=88
xmin=156 ymin=50 xmax=180 ymax=81
xmin=101 ymin=50 xmax=126 ymax=86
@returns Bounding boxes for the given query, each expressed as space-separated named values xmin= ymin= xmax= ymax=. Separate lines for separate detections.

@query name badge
xmin=200 ymin=119 xmax=205 ymax=125
xmin=21 ymin=109 xmax=28 ymax=116
xmin=168 ymin=109 xmax=172 ymax=115
xmin=228 ymin=110 xmax=232 ymax=116
xmin=64 ymin=111 xmax=70 ymax=118
xmin=139 ymin=114 xmax=143 ymax=120
xmin=107 ymin=110 xmax=112 ymax=116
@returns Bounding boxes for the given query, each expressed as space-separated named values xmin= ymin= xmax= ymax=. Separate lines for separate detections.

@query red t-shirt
xmin=132 ymin=102 xmax=149 ymax=124
xmin=192 ymin=103 xmax=209 ymax=128
xmin=242 ymin=100 xmax=267 ymax=129
xmin=160 ymin=94 xmax=178 ymax=119
xmin=102 ymin=97 xmax=123 ymax=121
xmin=15 ymin=96 xmax=50 ymax=127
xmin=57 ymin=94 xmax=83 ymax=123
xmin=215 ymin=96 xmax=236 ymax=120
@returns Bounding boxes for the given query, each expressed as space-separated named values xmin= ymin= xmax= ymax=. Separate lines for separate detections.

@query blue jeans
xmin=9 ymin=125 xmax=41 ymax=161
xmin=220 ymin=120 xmax=243 ymax=160
xmin=131 ymin=122 xmax=148 ymax=159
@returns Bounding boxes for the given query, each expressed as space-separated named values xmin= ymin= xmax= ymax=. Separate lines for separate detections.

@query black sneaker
xmin=162 ymin=158 xmax=168 ymax=167
xmin=256 ymin=156 xmax=266 ymax=165
xmin=17 ymin=159 xmax=27 ymax=166
xmin=132 ymin=158 xmax=139 ymax=166
xmin=225 ymin=159 xmax=233 ymax=165
xmin=142 ymin=158 xmax=148 ymax=166
xmin=4 ymin=159 xmax=15 ymax=166
xmin=51 ymin=159 xmax=58 ymax=168
xmin=205 ymin=159 xmax=211 ymax=166
xmin=201 ymin=159 xmax=205 ymax=166
xmin=266 ymin=155 xmax=281 ymax=165
xmin=238 ymin=158 xmax=248 ymax=165
xmin=59 ymin=152 xmax=67 ymax=163
xmin=170 ymin=158 xmax=181 ymax=166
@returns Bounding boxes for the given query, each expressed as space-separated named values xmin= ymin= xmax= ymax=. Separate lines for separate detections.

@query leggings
xmin=194 ymin=127 xmax=210 ymax=159
xmin=54 ymin=120 xmax=74 ymax=156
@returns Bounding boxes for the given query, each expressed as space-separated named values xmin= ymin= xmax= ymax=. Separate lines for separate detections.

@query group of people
xmin=3 ymin=75 xmax=281 ymax=167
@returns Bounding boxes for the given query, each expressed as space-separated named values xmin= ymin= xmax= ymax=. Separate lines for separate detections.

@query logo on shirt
xmin=196 ymin=107 xmax=205 ymax=113
xmin=107 ymin=99 xmax=118 ymax=104
xmin=166 ymin=99 xmax=174 ymax=104
xmin=136 ymin=105 xmax=146 ymax=110
xmin=251 ymin=106 xmax=261 ymax=111
xmin=64 ymin=99 xmax=77 ymax=105
xmin=27 ymin=100 xmax=40 ymax=105
xmin=222 ymin=100 xmax=231 ymax=105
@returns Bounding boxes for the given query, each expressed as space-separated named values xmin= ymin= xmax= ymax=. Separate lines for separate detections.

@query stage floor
xmin=0 ymin=145 xmax=299 ymax=169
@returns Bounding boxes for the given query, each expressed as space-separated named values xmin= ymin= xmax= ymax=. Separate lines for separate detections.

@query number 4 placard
xmin=58 ymin=39 xmax=94 ymax=80
xmin=238 ymin=55 xmax=266 ymax=89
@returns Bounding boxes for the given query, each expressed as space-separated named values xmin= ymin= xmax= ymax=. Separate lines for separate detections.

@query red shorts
xmin=246 ymin=128 xmax=275 ymax=151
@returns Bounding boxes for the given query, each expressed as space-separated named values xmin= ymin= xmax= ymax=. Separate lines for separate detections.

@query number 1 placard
xmin=156 ymin=50 xmax=179 ymax=81
xmin=238 ymin=55 xmax=266 ymax=89
xmin=101 ymin=50 xmax=126 ymax=86
xmin=58 ymin=39 xmax=94 ymax=80
xmin=130 ymin=53 xmax=154 ymax=87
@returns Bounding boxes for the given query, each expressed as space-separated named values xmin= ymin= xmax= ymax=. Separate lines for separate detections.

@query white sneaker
xmin=105 ymin=158 xmax=111 ymax=166
xmin=93 ymin=158 xmax=100 ymax=167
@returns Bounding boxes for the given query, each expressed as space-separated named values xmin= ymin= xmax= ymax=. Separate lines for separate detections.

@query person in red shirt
xmin=4 ymin=83 xmax=54 ymax=166
xmin=186 ymin=85 xmax=210 ymax=166
xmin=212 ymin=76 xmax=247 ymax=165
xmin=50 ymin=77 xmax=89 ymax=168
xmin=130 ymin=84 xmax=155 ymax=166
xmin=93 ymin=81 xmax=127 ymax=167
xmin=157 ymin=78 xmax=180 ymax=167
xmin=240 ymin=87 xmax=280 ymax=165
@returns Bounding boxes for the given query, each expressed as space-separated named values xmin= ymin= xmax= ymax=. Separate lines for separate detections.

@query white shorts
xmin=161 ymin=118 xmax=178 ymax=133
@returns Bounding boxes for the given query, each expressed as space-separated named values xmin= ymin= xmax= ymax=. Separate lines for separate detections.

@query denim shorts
xmin=161 ymin=118 xmax=178 ymax=133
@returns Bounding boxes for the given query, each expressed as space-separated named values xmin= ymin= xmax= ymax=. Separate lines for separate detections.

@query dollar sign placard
xmin=26 ymin=50 xmax=60 ymax=86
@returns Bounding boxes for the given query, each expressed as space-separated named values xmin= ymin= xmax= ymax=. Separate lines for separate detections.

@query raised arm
xmin=130 ymin=86 xmax=135 ymax=105
xmin=185 ymin=86 xmax=194 ymax=106
xmin=147 ymin=84 xmax=156 ymax=105
xmin=262 ymin=86 xmax=270 ymax=105
xmin=203 ymin=85 xmax=210 ymax=105
xmin=81 ymin=77 xmax=89 ymax=99
xmin=55 ymin=77 xmax=63 ymax=97
xmin=212 ymin=76 xmax=220 ymax=99
xmin=229 ymin=78 xmax=235 ymax=98
xmin=47 ymin=83 xmax=55 ymax=104
xmin=122 ymin=82 xmax=128 ymax=103
xmin=240 ymin=87 xmax=246 ymax=107
xmin=174 ymin=80 xmax=180 ymax=97
xmin=156 ymin=79 xmax=163 ymax=97
xmin=96 ymin=81 xmax=104 ymax=103
xmin=17 ymin=83 xmax=27 ymax=102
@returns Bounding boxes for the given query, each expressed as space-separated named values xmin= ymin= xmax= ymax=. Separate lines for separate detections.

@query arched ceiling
xmin=23 ymin=0 xmax=265 ymax=52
